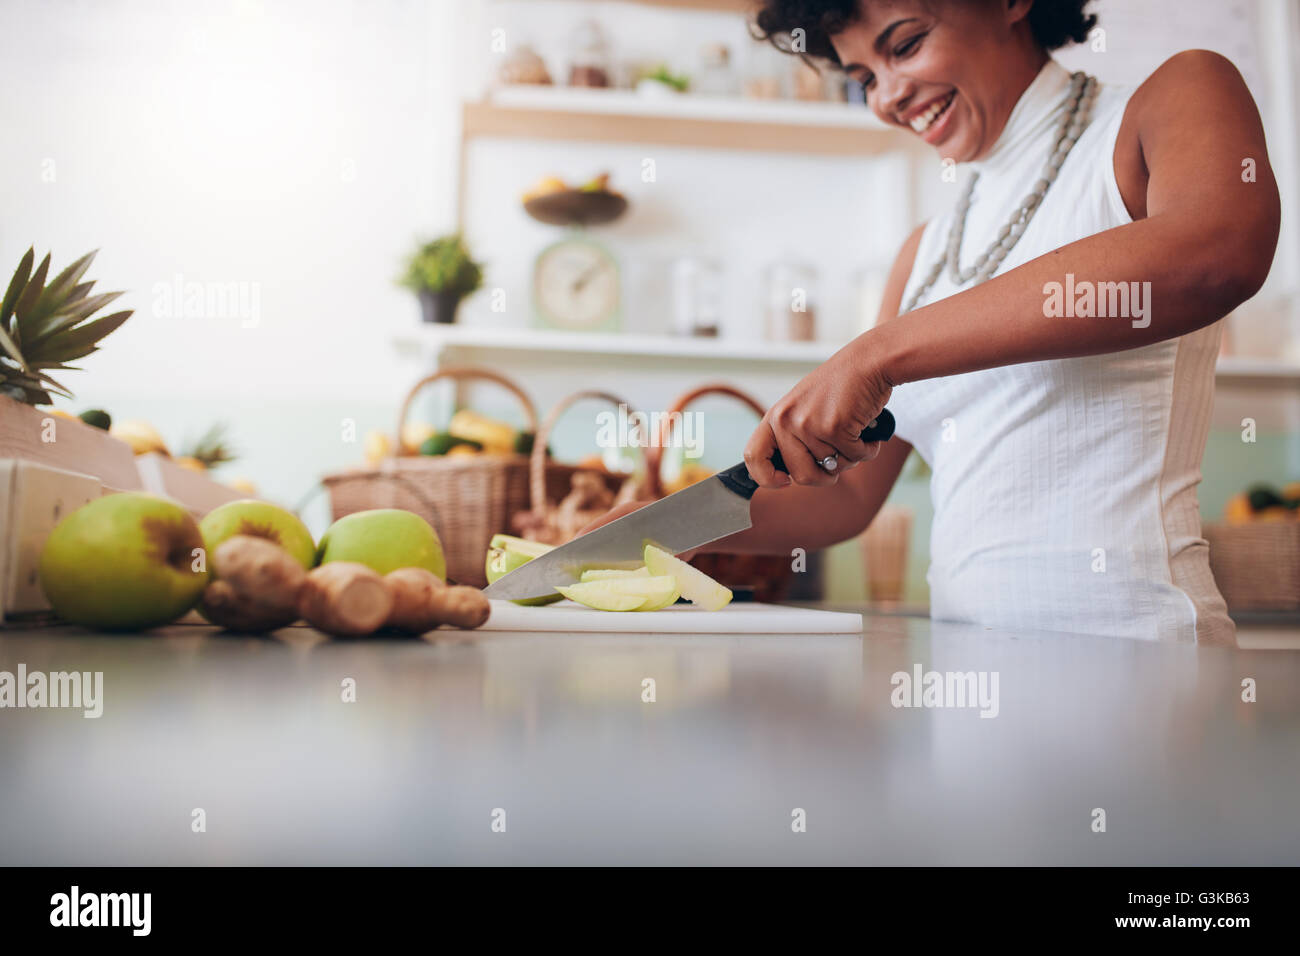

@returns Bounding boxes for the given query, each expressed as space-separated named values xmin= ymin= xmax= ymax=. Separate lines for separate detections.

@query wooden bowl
xmin=523 ymin=189 xmax=628 ymax=227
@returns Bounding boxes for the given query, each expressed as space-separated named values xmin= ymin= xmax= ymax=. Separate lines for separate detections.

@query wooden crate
xmin=135 ymin=452 xmax=247 ymax=518
xmin=0 ymin=395 xmax=141 ymax=492
xmin=0 ymin=459 xmax=103 ymax=621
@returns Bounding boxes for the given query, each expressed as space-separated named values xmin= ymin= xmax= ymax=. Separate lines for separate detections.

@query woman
xmin=593 ymin=0 xmax=1280 ymax=644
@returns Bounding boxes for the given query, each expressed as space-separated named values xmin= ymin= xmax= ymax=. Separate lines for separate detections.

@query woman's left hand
xmin=744 ymin=336 xmax=893 ymax=488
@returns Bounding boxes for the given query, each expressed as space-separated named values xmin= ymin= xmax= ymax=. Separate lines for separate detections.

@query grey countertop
xmin=1 ymin=612 xmax=1297 ymax=865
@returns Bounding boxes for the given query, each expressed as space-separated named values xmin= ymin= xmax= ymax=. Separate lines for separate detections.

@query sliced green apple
xmin=580 ymin=567 xmax=651 ymax=582
xmin=643 ymin=544 xmax=733 ymax=611
xmin=555 ymin=581 xmax=647 ymax=611
xmin=489 ymin=533 xmax=554 ymax=559
xmin=485 ymin=537 xmax=562 ymax=606
xmin=556 ymin=575 xmax=679 ymax=612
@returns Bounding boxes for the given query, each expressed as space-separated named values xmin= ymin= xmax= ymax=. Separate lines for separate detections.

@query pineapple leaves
xmin=0 ymin=324 xmax=24 ymax=368
xmin=26 ymin=249 xmax=99 ymax=335
xmin=34 ymin=310 xmax=132 ymax=365
xmin=27 ymin=291 xmax=125 ymax=347
xmin=12 ymin=253 xmax=51 ymax=337
xmin=42 ymin=250 xmax=97 ymax=303
xmin=0 ymin=248 xmax=133 ymax=405
xmin=1 ymin=247 xmax=34 ymax=330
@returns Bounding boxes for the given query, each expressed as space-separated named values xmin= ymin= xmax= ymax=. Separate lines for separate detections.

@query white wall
xmin=0 ymin=0 xmax=476 ymax=521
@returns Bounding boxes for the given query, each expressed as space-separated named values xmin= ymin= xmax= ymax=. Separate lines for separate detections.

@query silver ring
xmin=818 ymin=454 xmax=839 ymax=472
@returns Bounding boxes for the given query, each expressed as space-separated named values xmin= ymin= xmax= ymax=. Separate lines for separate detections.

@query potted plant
xmin=398 ymin=234 xmax=484 ymax=324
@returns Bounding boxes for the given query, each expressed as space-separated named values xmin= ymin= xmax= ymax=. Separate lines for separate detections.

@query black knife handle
xmin=717 ymin=408 xmax=896 ymax=500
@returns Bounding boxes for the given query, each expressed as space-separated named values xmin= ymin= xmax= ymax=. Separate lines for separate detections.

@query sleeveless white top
xmin=892 ymin=58 xmax=1234 ymax=645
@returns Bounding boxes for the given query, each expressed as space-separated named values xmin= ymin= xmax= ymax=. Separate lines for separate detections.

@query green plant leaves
xmin=398 ymin=233 xmax=484 ymax=297
xmin=1 ymin=246 xmax=35 ymax=330
xmin=35 ymin=310 xmax=132 ymax=364
xmin=12 ymin=252 xmax=52 ymax=340
xmin=0 ymin=247 xmax=133 ymax=405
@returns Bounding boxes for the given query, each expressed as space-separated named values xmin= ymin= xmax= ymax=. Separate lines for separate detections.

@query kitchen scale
xmin=523 ymin=185 xmax=628 ymax=333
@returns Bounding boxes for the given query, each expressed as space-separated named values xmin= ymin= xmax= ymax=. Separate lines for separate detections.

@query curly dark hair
xmin=753 ymin=1 xmax=1098 ymax=66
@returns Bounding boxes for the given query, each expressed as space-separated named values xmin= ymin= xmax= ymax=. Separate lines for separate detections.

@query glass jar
xmin=763 ymin=261 xmax=818 ymax=342
xmin=694 ymin=44 xmax=737 ymax=97
xmin=742 ymin=42 xmax=787 ymax=100
xmin=567 ymin=19 xmax=611 ymax=88
xmin=672 ymin=256 xmax=723 ymax=337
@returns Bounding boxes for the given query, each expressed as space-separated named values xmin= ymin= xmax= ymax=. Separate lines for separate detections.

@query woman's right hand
xmin=574 ymin=500 xmax=703 ymax=561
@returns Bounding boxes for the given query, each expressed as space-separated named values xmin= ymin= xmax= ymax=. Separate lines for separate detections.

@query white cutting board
xmin=482 ymin=599 xmax=862 ymax=634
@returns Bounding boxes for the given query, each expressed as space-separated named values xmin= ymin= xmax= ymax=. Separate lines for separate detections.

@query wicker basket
xmin=645 ymin=383 xmax=796 ymax=603
xmin=1205 ymin=521 xmax=1300 ymax=611
xmin=322 ymin=366 xmax=588 ymax=587
xmin=512 ymin=389 xmax=647 ymax=544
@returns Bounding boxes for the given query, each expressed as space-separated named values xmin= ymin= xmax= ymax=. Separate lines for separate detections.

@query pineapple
xmin=0 ymin=248 xmax=132 ymax=405
xmin=178 ymin=422 xmax=237 ymax=470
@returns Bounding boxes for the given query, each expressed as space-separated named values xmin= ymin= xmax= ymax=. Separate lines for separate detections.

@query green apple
xmin=556 ymin=575 xmax=679 ymax=612
xmin=556 ymin=581 xmax=647 ymax=611
xmin=199 ymin=499 xmax=315 ymax=569
xmin=580 ymin=567 xmax=650 ymax=582
xmin=644 ymin=544 xmax=732 ymax=610
xmin=486 ymin=535 xmax=562 ymax=606
xmin=489 ymin=533 xmax=552 ymax=558
xmin=316 ymin=509 xmax=446 ymax=580
xmin=39 ymin=492 xmax=210 ymax=630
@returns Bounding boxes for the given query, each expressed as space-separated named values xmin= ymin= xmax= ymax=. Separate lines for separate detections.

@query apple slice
xmin=556 ymin=581 xmax=648 ymax=611
xmin=643 ymin=544 xmax=733 ymax=611
xmin=489 ymin=534 xmax=554 ymax=559
xmin=486 ymin=537 xmax=562 ymax=606
xmin=636 ymin=588 xmax=681 ymax=612
xmin=556 ymin=575 xmax=679 ymax=612
xmin=580 ymin=567 xmax=651 ymax=582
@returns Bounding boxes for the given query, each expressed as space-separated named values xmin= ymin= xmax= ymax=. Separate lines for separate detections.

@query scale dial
xmin=533 ymin=238 xmax=620 ymax=331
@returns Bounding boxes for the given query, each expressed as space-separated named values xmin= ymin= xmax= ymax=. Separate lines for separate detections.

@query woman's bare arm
xmin=874 ymin=51 xmax=1279 ymax=386
xmin=743 ymin=51 xmax=1281 ymax=489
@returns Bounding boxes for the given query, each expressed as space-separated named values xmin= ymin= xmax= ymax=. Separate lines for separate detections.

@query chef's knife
xmin=481 ymin=409 xmax=896 ymax=602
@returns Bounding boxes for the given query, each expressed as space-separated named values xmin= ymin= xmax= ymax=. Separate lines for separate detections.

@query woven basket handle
xmin=644 ymin=383 xmax=766 ymax=498
xmin=394 ymin=365 xmax=538 ymax=456
xmin=529 ymin=390 xmax=646 ymax=515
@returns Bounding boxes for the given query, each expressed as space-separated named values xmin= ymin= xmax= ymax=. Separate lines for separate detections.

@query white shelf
xmin=395 ymin=327 xmax=1300 ymax=381
xmin=487 ymin=85 xmax=889 ymax=132
xmin=463 ymin=87 xmax=911 ymax=158
xmin=394 ymin=325 xmax=838 ymax=365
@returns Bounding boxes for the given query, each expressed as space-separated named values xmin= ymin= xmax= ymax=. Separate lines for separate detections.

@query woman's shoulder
xmin=1135 ymin=49 xmax=1250 ymax=98
xmin=1121 ymin=50 xmax=1254 ymax=132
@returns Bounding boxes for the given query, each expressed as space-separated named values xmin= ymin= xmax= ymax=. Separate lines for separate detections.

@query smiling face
xmin=831 ymin=0 xmax=1048 ymax=162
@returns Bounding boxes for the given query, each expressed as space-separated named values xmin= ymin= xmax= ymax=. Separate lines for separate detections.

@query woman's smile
xmin=906 ymin=90 xmax=958 ymax=143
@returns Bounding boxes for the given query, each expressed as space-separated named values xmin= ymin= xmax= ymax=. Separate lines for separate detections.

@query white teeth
xmin=910 ymin=93 xmax=954 ymax=133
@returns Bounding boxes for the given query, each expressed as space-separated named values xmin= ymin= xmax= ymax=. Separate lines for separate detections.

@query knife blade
xmin=481 ymin=409 xmax=895 ymax=601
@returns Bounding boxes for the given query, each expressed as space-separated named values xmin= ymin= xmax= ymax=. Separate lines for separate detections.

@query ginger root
xmin=383 ymin=567 xmax=445 ymax=633
xmin=384 ymin=569 xmax=489 ymax=633
xmin=199 ymin=535 xmax=307 ymax=633
xmin=431 ymin=585 xmax=490 ymax=630
xmin=298 ymin=562 xmax=393 ymax=637
xmin=198 ymin=537 xmax=492 ymax=637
